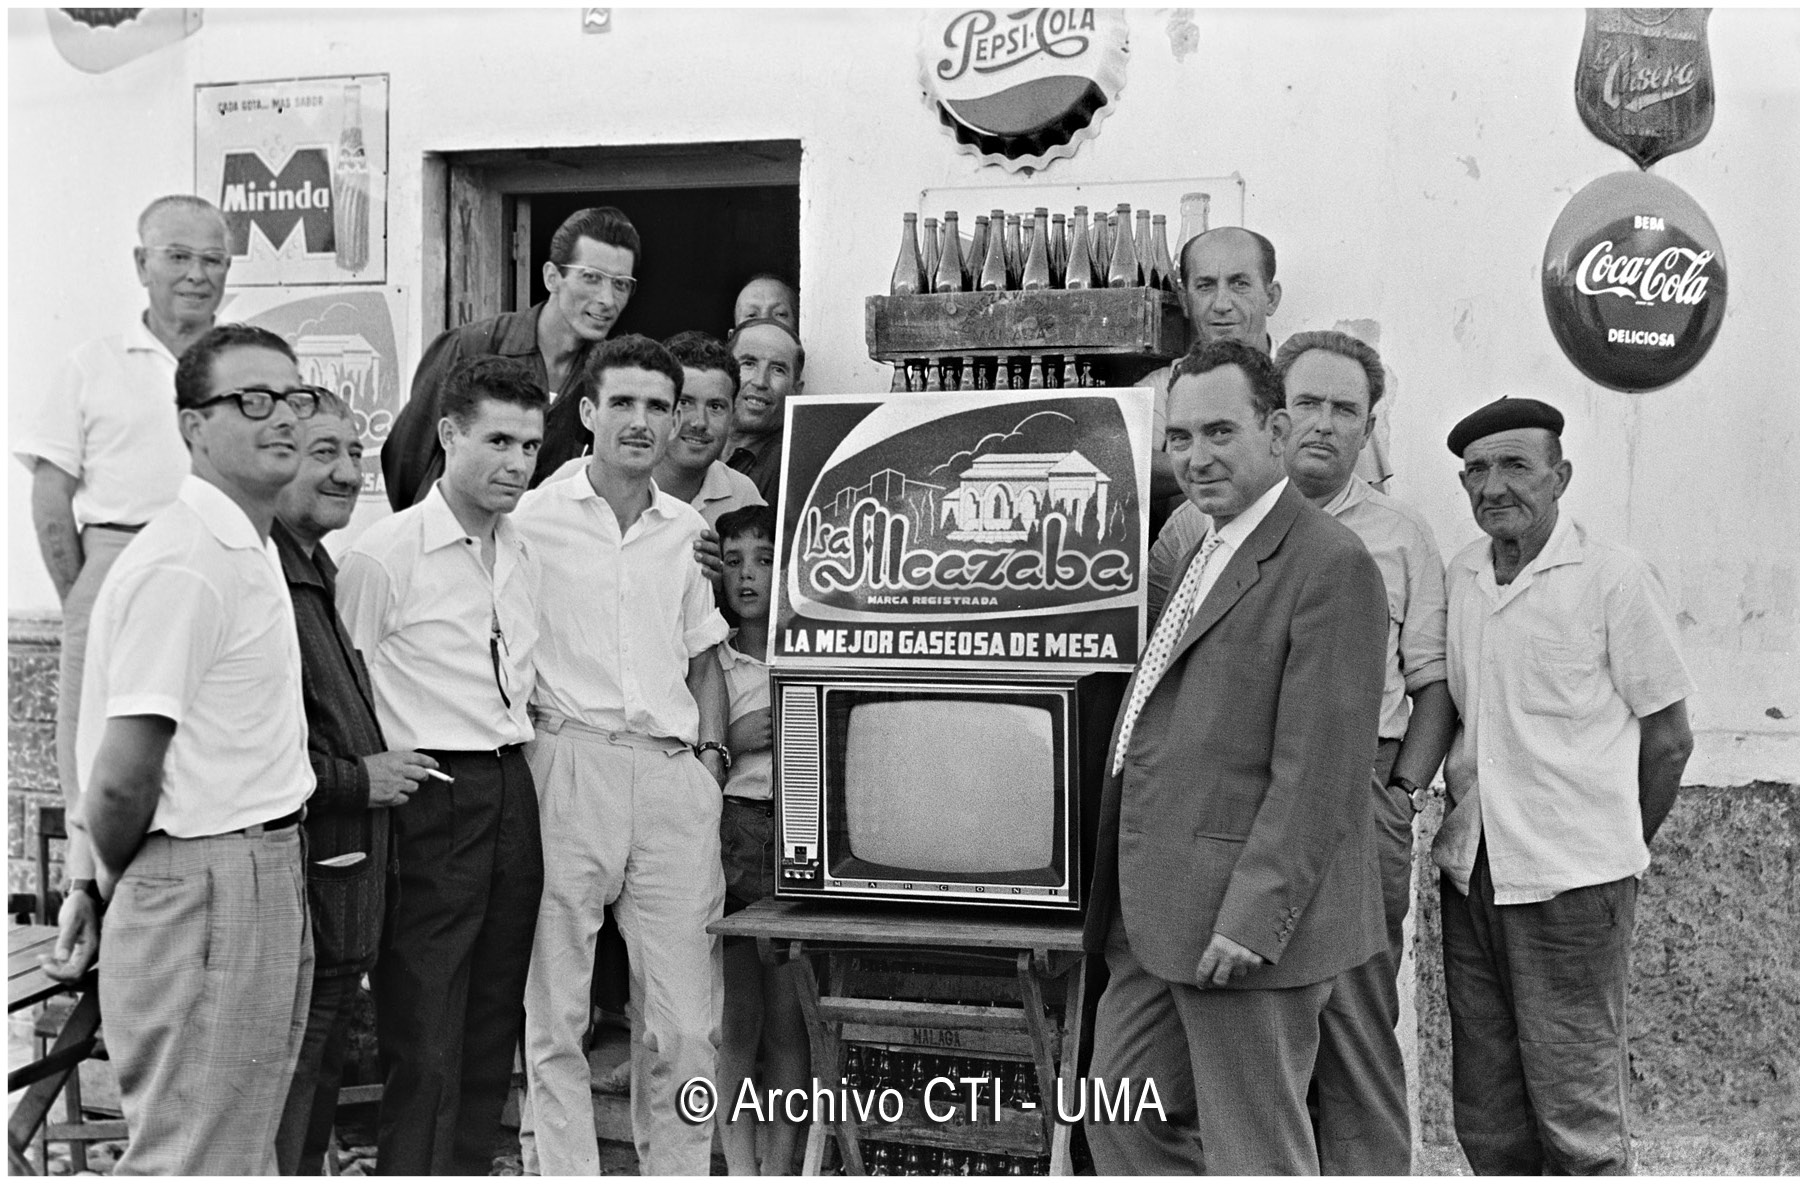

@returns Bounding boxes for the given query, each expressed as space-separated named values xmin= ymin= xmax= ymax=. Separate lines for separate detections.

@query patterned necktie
xmin=1112 ymin=532 xmax=1225 ymax=775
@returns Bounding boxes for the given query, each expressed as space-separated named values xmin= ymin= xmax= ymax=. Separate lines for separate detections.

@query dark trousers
xmin=375 ymin=747 xmax=544 ymax=1175
xmin=276 ymin=972 xmax=362 ymax=1174
xmin=1087 ymin=913 xmax=1334 ymax=1175
xmin=1312 ymin=739 xmax=1414 ymax=1174
xmin=1441 ymin=838 xmax=1638 ymax=1175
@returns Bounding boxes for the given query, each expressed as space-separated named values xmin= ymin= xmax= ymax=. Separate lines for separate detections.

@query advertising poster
xmin=772 ymin=388 xmax=1152 ymax=672
xmin=220 ymin=287 xmax=408 ymax=503
xmin=195 ymin=74 xmax=387 ymax=285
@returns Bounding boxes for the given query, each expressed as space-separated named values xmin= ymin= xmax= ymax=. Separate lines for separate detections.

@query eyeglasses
xmin=553 ymin=263 xmax=637 ymax=298
xmin=190 ymin=385 xmax=331 ymax=420
xmin=144 ymin=245 xmax=232 ymax=273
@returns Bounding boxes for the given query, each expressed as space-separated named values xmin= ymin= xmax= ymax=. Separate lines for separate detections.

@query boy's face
xmin=722 ymin=531 xmax=775 ymax=620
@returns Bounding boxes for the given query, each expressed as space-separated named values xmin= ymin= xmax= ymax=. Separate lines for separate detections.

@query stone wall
xmin=9 ymin=614 xmax=63 ymax=900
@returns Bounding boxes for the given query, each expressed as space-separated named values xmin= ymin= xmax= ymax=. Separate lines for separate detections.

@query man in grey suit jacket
xmin=1084 ymin=339 xmax=1389 ymax=1174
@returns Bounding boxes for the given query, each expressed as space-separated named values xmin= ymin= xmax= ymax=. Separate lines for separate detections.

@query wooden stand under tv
xmin=711 ymin=898 xmax=1088 ymax=1177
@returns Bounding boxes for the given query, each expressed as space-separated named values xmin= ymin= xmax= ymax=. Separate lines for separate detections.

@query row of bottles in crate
xmin=890 ymin=194 xmax=1209 ymax=296
xmin=890 ymin=355 xmax=1117 ymax=392
xmin=851 ymin=1142 xmax=1051 ymax=1176
xmin=841 ymin=1044 xmax=1043 ymax=1106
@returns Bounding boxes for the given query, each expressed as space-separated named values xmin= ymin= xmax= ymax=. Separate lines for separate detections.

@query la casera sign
xmin=1541 ymin=171 xmax=1727 ymax=392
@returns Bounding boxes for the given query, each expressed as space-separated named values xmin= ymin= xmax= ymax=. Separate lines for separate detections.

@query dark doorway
xmin=527 ymin=186 xmax=798 ymax=342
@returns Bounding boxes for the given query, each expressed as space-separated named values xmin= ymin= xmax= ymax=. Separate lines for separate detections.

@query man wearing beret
xmin=1435 ymin=397 xmax=1695 ymax=1174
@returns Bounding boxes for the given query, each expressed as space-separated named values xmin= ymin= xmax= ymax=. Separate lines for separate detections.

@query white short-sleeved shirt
xmin=514 ymin=467 xmax=729 ymax=745
xmin=13 ymin=315 xmax=189 ymax=527
xmin=719 ymin=640 xmax=772 ymax=802
xmin=335 ymin=482 xmax=539 ymax=750
xmin=1433 ymin=510 xmax=1696 ymax=904
xmin=546 ymin=454 xmax=766 ymax=527
xmin=75 ymin=476 xmax=313 ymax=840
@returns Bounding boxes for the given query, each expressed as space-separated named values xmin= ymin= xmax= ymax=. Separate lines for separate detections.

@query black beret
xmin=1446 ymin=397 xmax=1565 ymax=457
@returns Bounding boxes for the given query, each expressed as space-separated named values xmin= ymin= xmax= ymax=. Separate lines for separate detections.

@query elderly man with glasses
xmin=382 ymin=205 xmax=642 ymax=510
xmin=77 ymin=323 xmax=321 ymax=1173
xmin=338 ymin=355 xmax=549 ymax=1175
xmin=15 ymin=195 xmax=237 ymax=987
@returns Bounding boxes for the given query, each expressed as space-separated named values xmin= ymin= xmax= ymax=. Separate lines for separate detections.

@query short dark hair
xmin=175 ymin=324 xmax=296 ymax=410
xmin=441 ymin=356 xmax=549 ymax=429
xmin=1275 ymin=330 xmax=1385 ymax=412
xmin=728 ymin=316 xmax=807 ymax=376
xmin=581 ymin=334 xmax=685 ymax=405
xmin=663 ymin=330 xmax=739 ymax=393
xmin=715 ymin=505 xmax=777 ymax=548
xmin=1169 ymin=338 xmax=1285 ymax=422
xmin=549 ymin=206 xmax=641 ymax=270
xmin=1177 ymin=226 xmax=1279 ymax=288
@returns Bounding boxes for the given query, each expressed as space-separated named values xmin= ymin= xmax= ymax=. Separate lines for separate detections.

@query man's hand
xmin=727 ymin=707 xmax=772 ymax=756
xmin=1194 ymin=932 xmax=1263 ymax=988
xmin=363 ymin=750 xmax=439 ymax=808
xmin=40 ymin=891 xmax=99 ymax=983
xmin=693 ymin=528 xmax=724 ymax=583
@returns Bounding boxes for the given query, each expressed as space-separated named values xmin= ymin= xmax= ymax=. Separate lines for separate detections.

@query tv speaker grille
xmin=778 ymin=686 xmax=821 ymax=849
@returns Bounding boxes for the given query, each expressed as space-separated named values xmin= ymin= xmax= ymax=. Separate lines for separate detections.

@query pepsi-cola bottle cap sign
xmin=1542 ymin=171 xmax=1727 ymax=392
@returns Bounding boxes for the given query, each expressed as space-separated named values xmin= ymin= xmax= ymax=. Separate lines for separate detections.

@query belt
xmin=419 ymin=743 xmax=525 ymax=761
xmin=86 ymin=522 xmax=145 ymax=534
xmin=149 ymin=806 xmax=304 ymax=840
xmin=531 ymin=709 xmax=689 ymax=755
xmin=724 ymin=796 xmax=774 ymax=818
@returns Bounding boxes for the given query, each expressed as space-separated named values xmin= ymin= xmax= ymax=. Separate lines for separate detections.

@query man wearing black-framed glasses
xmin=17 ymin=194 xmax=234 ymax=990
xmin=75 ymin=323 xmax=316 ymax=1173
xmin=382 ymin=205 xmax=642 ymax=510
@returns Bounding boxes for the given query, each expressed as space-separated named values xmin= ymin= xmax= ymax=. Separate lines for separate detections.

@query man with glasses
xmin=382 ymin=205 xmax=640 ymax=511
xmin=77 ymin=323 xmax=319 ymax=1173
xmin=16 ymin=195 xmax=233 ymax=985
xmin=337 ymin=356 xmax=548 ymax=1175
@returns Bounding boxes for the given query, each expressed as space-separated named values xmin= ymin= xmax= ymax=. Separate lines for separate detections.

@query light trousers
xmin=100 ymin=827 xmax=312 ymax=1175
xmin=520 ymin=714 xmax=725 ymax=1177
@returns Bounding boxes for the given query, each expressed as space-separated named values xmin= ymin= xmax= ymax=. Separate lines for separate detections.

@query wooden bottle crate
xmin=865 ymin=288 xmax=1188 ymax=367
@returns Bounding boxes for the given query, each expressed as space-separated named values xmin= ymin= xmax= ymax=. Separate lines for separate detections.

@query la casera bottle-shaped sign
xmin=1541 ymin=171 xmax=1727 ymax=393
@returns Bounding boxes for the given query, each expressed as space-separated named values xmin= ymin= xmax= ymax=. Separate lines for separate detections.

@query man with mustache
xmin=512 ymin=335 xmax=731 ymax=1176
xmin=78 ymin=323 xmax=318 ymax=1173
xmin=270 ymin=395 xmax=442 ymax=1173
xmin=1435 ymin=397 xmax=1694 ymax=1174
xmin=337 ymin=356 xmax=548 ymax=1174
xmin=653 ymin=330 xmax=767 ymax=526
xmin=17 ymin=195 xmax=232 ymax=984
xmin=382 ymin=206 xmax=641 ymax=509
xmin=722 ymin=317 xmax=803 ymax=507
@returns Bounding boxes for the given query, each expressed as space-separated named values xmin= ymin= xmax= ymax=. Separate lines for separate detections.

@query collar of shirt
xmin=717 ymin=636 xmax=764 ymax=671
xmin=1319 ymin=471 xmax=1372 ymax=518
xmin=697 ymin=460 xmax=740 ymax=505
xmin=421 ymin=480 xmax=531 ymax=591
xmin=178 ymin=474 xmax=266 ymax=551
xmin=1459 ymin=506 xmax=1585 ymax=607
xmin=553 ymin=463 xmax=686 ymax=526
xmin=126 ymin=310 xmax=180 ymax=364
xmin=494 ymin=302 xmax=547 ymax=358
xmin=273 ymin=519 xmax=335 ymax=591
xmin=1214 ymin=475 xmax=1290 ymax=553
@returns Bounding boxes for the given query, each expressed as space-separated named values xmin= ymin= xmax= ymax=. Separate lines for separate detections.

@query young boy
xmin=712 ymin=505 xmax=810 ymax=1175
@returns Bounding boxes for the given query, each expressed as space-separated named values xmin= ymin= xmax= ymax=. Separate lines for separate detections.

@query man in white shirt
xmin=513 ymin=335 xmax=731 ymax=1176
xmin=1434 ymin=397 xmax=1695 ymax=1175
xmin=80 ymin=323 xmax=319 ymax=1173
xmin=17 ymin=195 xmax=231 ymax=982
xmin=336 ymin=356 xmax=548 ymax=1175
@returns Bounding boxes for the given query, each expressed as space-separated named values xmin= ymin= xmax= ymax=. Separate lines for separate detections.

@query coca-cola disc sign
xmin=1542 ymin=171 xmax=1727 ymax=392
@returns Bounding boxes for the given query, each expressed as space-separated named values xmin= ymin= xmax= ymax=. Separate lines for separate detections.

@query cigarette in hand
xmin=424 ymin=768 xmax=455 ymax=784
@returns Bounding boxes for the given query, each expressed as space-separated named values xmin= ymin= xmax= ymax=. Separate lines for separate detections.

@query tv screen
xmin=832 ymin=694 xmax=1059 ymax=881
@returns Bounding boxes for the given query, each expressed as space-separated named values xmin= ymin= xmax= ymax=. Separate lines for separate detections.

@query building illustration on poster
xmin=195 ymin=74 xmax=388 ymax=285
xmin=773 ymin=389 xmax=1151 ymax=671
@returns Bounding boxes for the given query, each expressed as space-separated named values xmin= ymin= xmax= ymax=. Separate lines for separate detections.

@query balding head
xmin=1177 ymin=227 xmax=1282 ymax=349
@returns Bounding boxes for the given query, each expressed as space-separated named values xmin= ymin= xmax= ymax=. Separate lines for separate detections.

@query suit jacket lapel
xmin=1156 ymin=484 xmax=1305 ymax=682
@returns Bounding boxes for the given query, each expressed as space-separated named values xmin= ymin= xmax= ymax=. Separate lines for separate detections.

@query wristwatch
xmin=694 ymin=740 xmax=733 ymax=768
xmin=70 ymin=878 xmax=106 ymax=914
xmin=1388 ymin=773 xmax=1430 ymax=814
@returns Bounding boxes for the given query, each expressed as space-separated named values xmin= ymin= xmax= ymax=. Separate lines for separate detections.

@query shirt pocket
xmin=1516 ymin=635 xmax=1604 ymax=718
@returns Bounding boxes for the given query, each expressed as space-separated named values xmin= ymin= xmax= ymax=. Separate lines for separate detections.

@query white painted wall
xmin=8 ymin=8 xmax=1797 ymax=786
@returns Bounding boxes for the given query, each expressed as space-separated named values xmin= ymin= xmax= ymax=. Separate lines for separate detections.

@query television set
xmin=772 ymin=668 xmax=1126 ymax=911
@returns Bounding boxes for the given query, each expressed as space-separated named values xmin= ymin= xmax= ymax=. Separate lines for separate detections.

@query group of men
xmin=1085 ymin=226 xmax=1696 ymax=1175
xmin=20 ymin=196 xmax=1695 ymax=1179
xmin=22 ymin=197 xmax=809 ymax=1175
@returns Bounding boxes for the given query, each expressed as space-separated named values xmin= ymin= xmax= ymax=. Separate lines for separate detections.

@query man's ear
xmin=577 ymin=396 xmax=597 ymax=436
xmin=177 ymin=406 xmax=207 ymax=449
xmin=1267 ymin=408 xmax=1292 ymax=453
xmin=1554 ymin=458 xmax=1573 ymax=498
xmin=542 ymin=259 xmax=563 ymax=294
xmin=437 ymin=416 xmax=457 ymax=452
xmin=1265 ymin=280 xmax=1283 ymax=316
